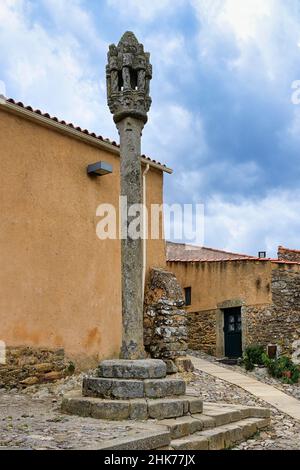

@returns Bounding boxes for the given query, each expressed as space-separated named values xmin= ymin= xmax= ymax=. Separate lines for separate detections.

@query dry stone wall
xmin=278 ymin=246 xmax=300 ymax=262
xmin=144 ymin=268 xmax=188 ymax=369
xmin=0 ymin=346 xmax=74 ymax=389
xmin=188 ymin=310 xmax=217 ymax=356
xmin=243 ymin=266 xmax=300 ymax=356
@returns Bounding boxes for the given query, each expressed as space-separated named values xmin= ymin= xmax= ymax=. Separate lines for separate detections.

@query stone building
xmin=0 ymin=96 xmax=171 ymax=374
xmin=167 ymin=242 xmax=300 ymax=362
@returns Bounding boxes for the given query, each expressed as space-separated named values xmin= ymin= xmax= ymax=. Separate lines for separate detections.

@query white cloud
xmin=143 ymin=103 xmax=207 ymax=167
xmin=41 ymin=0 xmax=104 ymax=48
xmin=0 ymin=0 xmax=116 ymax=138
xmin=0 ymin=80 xmax=6 ymax=96
xmin=204 ymin=189 xmax=300 ymax=257
xmin=191 ymin=0 xmax=300 ymax=84
xmin=107 ymin=0 xmax=184 ymax=21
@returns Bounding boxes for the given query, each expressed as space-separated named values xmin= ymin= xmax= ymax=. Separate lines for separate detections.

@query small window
xmin=184 ymin=287 xmax=192 ymax=306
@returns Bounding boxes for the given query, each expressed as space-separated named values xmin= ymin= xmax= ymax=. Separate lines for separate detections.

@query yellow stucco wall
xmin=167 ymin=260 xmax=273 ymax=312
xmin=0 ymin=107 xmax=166 ymax=368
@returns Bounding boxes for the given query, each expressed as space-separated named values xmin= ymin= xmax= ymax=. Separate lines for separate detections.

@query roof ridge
xmin=167 ymin=258 xmax=269 ymax=263
xmin=2 ymin=97 xmax=169 ymax=171
xmin=166 ymin=241 xmax=255 ymax=258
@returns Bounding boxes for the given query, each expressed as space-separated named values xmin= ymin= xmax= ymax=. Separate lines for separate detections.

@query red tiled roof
xmin=271 ymin=259 xmax=300 ymax=265
xmin=166 ymin=241 xmax=263 ymax=262
xmin=1 ymin=98 xmax=170 ymax=171
xmin=166 ymin=242 xmax=300 ymax=266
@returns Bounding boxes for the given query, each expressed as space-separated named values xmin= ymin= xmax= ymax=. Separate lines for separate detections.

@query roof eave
xmin=0 ymin=99 xmax=173 ymax=174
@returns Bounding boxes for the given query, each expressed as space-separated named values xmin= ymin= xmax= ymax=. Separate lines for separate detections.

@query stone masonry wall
xmin=245 ymin=266 xmax=300 ymax=357
xmin=278 ymin=246 xmax=300 ymax=262
xmin=188 ymin=310 xmax=217 ymax=356
xmin=0 ymin=346 xmax=75 ymax=389
xmin=144 ymin=268 xmax=188 ymax=365
xmin=244 ymin=304 xmax=275 ymax=349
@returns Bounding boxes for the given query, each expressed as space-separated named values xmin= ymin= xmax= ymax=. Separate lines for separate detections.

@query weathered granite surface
xmin=245 ymin=266 xmax=300 ymax=355
xmin=98 ymin=359 xmax=167 ymax=379
xmin=144 ymin=268 xmax=188 ymax=363
xmin=82 ymin=376 xmax=186 ymax=399
xmin=106 ymin=32 xmax=152 ymax=360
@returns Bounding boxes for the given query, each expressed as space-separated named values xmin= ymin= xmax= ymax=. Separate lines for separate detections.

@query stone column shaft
xmin=117 ymin=117 xmax=145 ymax=359
xmin=106 ymin=31 xmax=152 ymax=361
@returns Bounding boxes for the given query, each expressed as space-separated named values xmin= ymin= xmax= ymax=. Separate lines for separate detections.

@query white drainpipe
xmin=142 ymin=164 xmax=150 ymax=301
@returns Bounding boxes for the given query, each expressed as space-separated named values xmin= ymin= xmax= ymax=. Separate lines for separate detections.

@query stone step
xmin=202 ymin=402 xmax=271 ymax=423
xmin=61 ymin=392 xmax=203 ymax=421
xmin=83 ymin=376 xmax=186 ymax=399
xmin=169 ymin=417 xmax=271 ymax=450
xmin=156 ymin=402 xmax=270 ymax=442
xmin=98 ymin=359 xmax=167 ymax=379
xmin=156 ymin=415 xmax=211 ymax=440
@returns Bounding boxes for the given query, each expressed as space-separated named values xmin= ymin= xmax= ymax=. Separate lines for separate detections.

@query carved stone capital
xmin=106 ymin=32 xmax=152 ymax=124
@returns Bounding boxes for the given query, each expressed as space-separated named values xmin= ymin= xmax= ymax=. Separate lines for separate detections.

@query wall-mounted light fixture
xmin=87 ymin=161 xmax=113 ymax=177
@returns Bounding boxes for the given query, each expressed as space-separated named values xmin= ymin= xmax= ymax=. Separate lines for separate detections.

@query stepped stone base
xmin=61 ymin=358 xmax=271 ymax=449
xmin=62 ymin=392 xmax=203 ymax=421
xmin=159 ymin=403 xmax=271 ymax=450
xmin=98 ymin=359 xmax=167 ymax=379
xmin=83 ymin=376 xmax=186 ymax=399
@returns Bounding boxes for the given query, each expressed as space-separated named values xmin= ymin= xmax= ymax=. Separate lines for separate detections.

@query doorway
xmin=223 ymin=307 xmax=242 ymax=358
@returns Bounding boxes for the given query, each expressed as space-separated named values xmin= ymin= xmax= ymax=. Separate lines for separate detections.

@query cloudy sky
xmin=1 ymin=0 xmax=300 ymax=256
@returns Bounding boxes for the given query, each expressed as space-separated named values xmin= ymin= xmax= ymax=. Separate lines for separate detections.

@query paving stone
xmin=248 ymin=407 xmax=271 ymax=418
xmin=192 ymin=414 xmax=216 ymax=429
xmin=221 ymin=423 xmax=244 ymax=448
xmin=200 ymin=428 xmax=225 ymax=450
xmin=164 ymin=360 xmax=178 ymax=375
xmin=202 ymin=408 xmax=234 ymax=426
xmin=144 ymin=378 xmax=186 ymax=398
xmin=83 ymin=377 xmax=144 ymax=399
xmin=159 ymin=416 xmax=204 ymax=439
xmin=61 ymin=396 xmax=91 ymax=417
xmin=147 ymin=398 xmax=185 ymax=419
xmin=90 ymin=400 xmax=130 ymax=420
xmin=171 ymin=435 xmax=209 ymax=450
xmin=98 ymin=359 xmax=166 ymax=379
xmin=255 ymin=417 xmax=271 ymax=429
xmin=95 ymin=430 xmax=171 ymax=450
xmin=129 ymin=399 xmax=148 ymax=420
xmin=175 ymin=357 xmax=194 ymax=373
xmin=238 ymin=418 xmax=258 ymax=439
xmin=188 ymin=397 xmax=203 ymax=414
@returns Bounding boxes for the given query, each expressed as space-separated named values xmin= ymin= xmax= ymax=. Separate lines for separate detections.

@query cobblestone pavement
xmin=1 ymin=365 xmax=300 ymax=450
xmin=188 ymin=350 xmax=300 ymax=450
xmin=0 ymin=391 xmax=150 ymax=450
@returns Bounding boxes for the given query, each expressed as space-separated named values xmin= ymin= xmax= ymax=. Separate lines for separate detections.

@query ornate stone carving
xmin=106 ymin=31 xmax=152 ymax=123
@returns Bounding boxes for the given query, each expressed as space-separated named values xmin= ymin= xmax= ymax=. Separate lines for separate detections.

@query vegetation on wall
xmin=242 ymin=344 xmax=300 ymax=384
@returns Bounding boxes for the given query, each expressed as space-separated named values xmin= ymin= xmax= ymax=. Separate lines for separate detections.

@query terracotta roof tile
xmin=166 ymin=241 xmax=267 ymax=263
xmin=4 ymin=98 xmax=168 ymax=170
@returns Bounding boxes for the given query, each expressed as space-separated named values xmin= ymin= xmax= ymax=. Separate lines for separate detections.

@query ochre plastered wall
xmin=167 ymin=260 xmax=272 ymax=312
xmin=0 ymin=108 xmax=166 ymax=368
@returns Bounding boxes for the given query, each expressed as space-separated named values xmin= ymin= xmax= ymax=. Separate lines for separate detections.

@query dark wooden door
xmin=224 ymin=308 xmax=242 ymax=358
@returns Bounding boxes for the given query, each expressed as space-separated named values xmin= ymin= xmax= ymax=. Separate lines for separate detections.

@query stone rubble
xmin=144 ymin=268 xmax=189 ymax=366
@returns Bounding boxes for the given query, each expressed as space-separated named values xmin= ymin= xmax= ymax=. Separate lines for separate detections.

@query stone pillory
xmin=106 ymin=32 xmax=152 ymax=360
xmin=61 ymin=34 xmax=271 ymax=439
xmin=106 ymin=31 xmax=152 ymax=124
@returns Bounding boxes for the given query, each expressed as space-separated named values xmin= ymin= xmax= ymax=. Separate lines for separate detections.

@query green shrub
xmin=242 ymin=344 xmax=265 ymax=370
xmin=262 ymin=354 xmax=300 ymax=384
